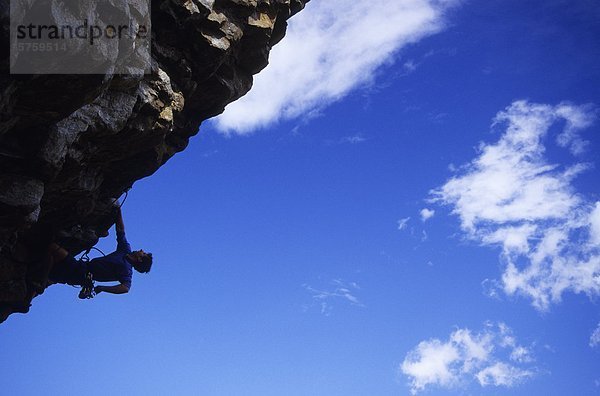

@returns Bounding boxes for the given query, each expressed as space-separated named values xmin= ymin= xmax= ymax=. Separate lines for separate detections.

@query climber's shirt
xmin=87 ymin=231 xmax=133 ymax=288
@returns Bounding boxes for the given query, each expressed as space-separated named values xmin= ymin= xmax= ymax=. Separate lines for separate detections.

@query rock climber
xmin=47 ymin=206 xmax=152 ymax=296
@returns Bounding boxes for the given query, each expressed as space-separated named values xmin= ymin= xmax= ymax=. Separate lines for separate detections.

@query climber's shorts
xmin=48 ymin=255 xmax=87 ymax=286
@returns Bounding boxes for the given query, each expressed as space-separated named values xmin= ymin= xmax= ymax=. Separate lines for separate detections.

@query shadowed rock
xmin=0 ymin=0 xmax=309 ymax=323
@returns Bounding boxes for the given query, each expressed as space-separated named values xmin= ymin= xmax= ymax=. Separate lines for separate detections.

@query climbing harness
xmin=78 ymin=272 xmax=95 ymax=299
xmin=75 ymin=247 xmax=106 ymax=299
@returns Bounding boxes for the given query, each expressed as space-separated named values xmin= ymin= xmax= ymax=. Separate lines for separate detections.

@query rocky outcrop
xmin=0 ymin=0 xmax=308 ymax=322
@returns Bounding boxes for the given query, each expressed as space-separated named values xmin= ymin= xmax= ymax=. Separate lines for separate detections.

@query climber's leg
xmin=48 ymin=243 xmax=68 ymax=263
xmin=46 ymin=244 xmax=86 ymax=286
xmin=44 ymin=243 xmax=72 ymax=286
xmin=27 ymin=243 xmax=67 ymax=295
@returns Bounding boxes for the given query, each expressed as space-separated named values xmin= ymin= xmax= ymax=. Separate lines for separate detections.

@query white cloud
xmin=510 ymin=346 xmax=534 ymax=363
xmin=402 ymin=339 xmax=460 ymax=392
xmin=555 ymin=103 xmax=596 ymax=154
xmin=590 ymin=203 xmax=600 ymax=246
xmin=591 ymin=322 xmax=600 ymax=348
xmin=213 ymin=0 xmax=458 ymax=134
xmin=420 ymin=208 xmax=435 ymax=222
xmin=497 ymin=322 xmax=535 ymax=363
xmin=304 ymin=279 xmax=364 ymax=315
xmin=432 ymin=100 xmax=599 ymax=310
xmin=401 ymin=322 xmax=535 ymax=394
xmin=398 ymin=217 xmax=411 ymax=230
xmin=475 ymin=362 xmax=532 ymax=387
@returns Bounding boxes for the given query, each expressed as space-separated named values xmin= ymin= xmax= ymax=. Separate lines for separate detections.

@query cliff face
xmin=0 ymin=0 xmax=308 ymax=322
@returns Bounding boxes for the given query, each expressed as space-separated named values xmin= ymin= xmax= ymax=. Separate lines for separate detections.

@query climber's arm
xmin=115 ymin=206 xmax=125 ymax=233
xmin=94 ymin=283 xmax=129 ymax=295
xmin=114 ymin=207 xmax=132 ymax=252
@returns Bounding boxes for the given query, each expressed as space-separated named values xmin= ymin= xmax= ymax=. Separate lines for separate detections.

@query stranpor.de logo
xmin=10 ymin=0 xmax=151 ymax=74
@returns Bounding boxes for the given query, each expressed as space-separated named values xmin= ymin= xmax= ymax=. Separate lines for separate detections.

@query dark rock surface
xmin=0 ymin=0 xmax=308 ymax=323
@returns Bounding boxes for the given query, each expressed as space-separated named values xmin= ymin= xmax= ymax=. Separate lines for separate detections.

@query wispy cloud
xmin=432 ymin=100 xmax=599 ymax=310
xmin=420 ymin=208 xmax=435 ymax=222
xmin=339 ymin=134 xmax=367 ymax=144
xmin=475 ymin=362 xmax=533 ymax=387
xmin=591 ymin=322 xmax=600 ymax=348
xmin=401 ymin=322 xmax=535 ymax=394
xmin=213 ymin=0 xmax=458 ymax=134
xmin=398 ymin=217 xmax=411 ymax=230
xmin=303 ymin=279 xmax=364 ymax=315
xmin=201 ymin=149 xmax=219 ymax=158
xmin=403 ymin=59 xmax=419 ymax=74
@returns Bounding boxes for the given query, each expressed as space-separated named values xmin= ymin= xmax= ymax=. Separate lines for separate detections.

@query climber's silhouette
xmin=47 ymin=207 xmax=152 ymax=296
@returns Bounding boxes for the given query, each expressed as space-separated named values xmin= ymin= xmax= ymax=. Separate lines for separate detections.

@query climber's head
xmin=128 ymin=249 xmax=153 ymax=273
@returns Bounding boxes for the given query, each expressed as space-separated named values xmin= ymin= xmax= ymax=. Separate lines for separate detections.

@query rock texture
xmin=0 ymin=0 xmax=308 ymax=322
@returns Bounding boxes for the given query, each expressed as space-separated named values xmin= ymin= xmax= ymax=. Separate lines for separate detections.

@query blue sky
xmin=2 ymin=0 xmax=600 ymax=394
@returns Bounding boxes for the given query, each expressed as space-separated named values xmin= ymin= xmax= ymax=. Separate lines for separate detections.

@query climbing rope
xmin=78 ymin=246 xmax=106 ymax=263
